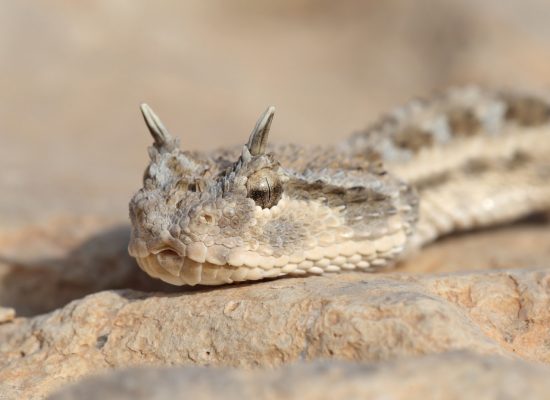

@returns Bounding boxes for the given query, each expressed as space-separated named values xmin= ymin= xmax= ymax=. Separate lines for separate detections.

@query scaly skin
xmin=128 ymin=87 xmax=550 ymax=285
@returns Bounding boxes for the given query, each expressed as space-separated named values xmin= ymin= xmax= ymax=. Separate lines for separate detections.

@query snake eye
xmin=246 ymin=168 xmax=283 ymax=209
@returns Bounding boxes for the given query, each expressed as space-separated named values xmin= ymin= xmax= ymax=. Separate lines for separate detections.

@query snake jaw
xmin=135 ymin=255 xmax=235 ymax=286
xmin=131 ymin=202 xmax=412 ymax=287
xmin=132 ymin=224 xmax=410 ymax=286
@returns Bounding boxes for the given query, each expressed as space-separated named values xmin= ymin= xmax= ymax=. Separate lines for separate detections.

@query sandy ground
xmin=2 ymin=0 xmax=550 ymax=226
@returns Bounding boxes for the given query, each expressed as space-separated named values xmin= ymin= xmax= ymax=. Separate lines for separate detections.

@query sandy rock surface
xmin=48 ymin=352 xmax=550 ymax=400
xmin=1 ymin=244 xmax=549 ymax=398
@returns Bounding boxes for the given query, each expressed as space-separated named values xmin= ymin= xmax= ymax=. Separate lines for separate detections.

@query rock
xmin=0 ymin=307 xmax=15 ymax=324
xmin=0 ymin=217 xmax=181 ymax=316
xmin=399 ymin=221 xmax=550 ymax=274
xmin=1 ymin=216 xmax=547 ymax=318
xmin=1 ymin=268 xmax=549 ymax=399
xmin=48 ymin=352 xmax=550 ymax=400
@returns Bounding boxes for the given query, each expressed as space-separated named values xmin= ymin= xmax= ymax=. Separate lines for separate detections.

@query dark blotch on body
xmin=393 ymin=127 xmax=434 ymax=152
xmin=415 ymin=151 xmax=532 ymax=192
xmin=447 ymin=107 xmax=481 ymax=136
xmin=414 ymin=172 xmax=452 ymax=192
xmin=463 ymin=158 xmax=491 ymax=175
xmin=504 ymin=95 xmax=550 ymax=126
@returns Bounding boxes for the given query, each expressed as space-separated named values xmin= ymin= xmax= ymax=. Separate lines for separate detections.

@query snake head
xmin=129 ymin=105 xmax=289 ymax=285
xmin=129 ymin=105 xmax=418 ymax=286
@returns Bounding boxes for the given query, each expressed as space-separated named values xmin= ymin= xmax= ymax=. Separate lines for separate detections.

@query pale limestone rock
xmin=1 ymin=269 xmax=550 ymax=399
xmin=49 ymin=352 xmax=550 ymax=400
xmin=0 ymin=307 xmax=15 ymax=323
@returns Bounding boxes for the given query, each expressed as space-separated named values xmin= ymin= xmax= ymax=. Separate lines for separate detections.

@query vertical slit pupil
xmin=265 ymin=177 xmax=272 ymax=203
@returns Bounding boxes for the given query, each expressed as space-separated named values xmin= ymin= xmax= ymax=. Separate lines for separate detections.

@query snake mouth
xmin=128 ymin=237 xmax=292 ymax=286
xmin=129 ymin=227 xmax=409 ymax=286
xmin=134 ymin=252 xmax=286 ymax=286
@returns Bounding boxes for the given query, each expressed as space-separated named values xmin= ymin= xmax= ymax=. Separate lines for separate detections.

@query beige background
xmin=2 ymin=0 xmax=550 ymax=227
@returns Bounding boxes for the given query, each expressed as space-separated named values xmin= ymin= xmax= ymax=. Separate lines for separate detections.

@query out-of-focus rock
xmin=399 ymin=221 xmax=550 ymax=273
xmin=0 ymin=216 xmax=181 ymax=316
xmin=0 ymin=307 xmax=15 ymax=323
xmin=3 ymin=0 xmax=550 ymax=226
xmin=48 ymin=352 xmax=550 ymax=400
xmin=1 ymin=268 xmax=549 ymax=399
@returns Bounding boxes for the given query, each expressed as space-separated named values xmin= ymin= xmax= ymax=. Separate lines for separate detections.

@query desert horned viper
xmin=128 ymin=87 xmax=550 ymax=286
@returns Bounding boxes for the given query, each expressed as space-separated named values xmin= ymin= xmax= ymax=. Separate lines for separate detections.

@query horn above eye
xmin=246 ymin=168 xmax=283 ymax=209
xmin=140 ymin=103 xmax=178 ymax=152
xmin=246 ymin=106 xmax=276 ymax=156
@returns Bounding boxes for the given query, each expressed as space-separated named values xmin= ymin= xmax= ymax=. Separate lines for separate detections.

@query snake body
xmin=128 ymin=87 xmax=550 ymax=285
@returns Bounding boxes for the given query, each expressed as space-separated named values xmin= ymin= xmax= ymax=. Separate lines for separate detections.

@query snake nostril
xmin=202 ymin=213 xmax=214 ymax=224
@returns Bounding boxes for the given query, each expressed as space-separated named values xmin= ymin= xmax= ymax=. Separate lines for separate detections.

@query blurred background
xmin=2 ymin=0 xmax=550 ymax=227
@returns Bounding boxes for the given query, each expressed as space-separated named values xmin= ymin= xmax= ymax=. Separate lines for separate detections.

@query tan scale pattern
xmin=129 ymin=87 xmax=550 ymax=286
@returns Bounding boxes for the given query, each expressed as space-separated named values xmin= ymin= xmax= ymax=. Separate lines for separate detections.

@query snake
xmin=127 ymin=86 xmax=550 ymax=286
